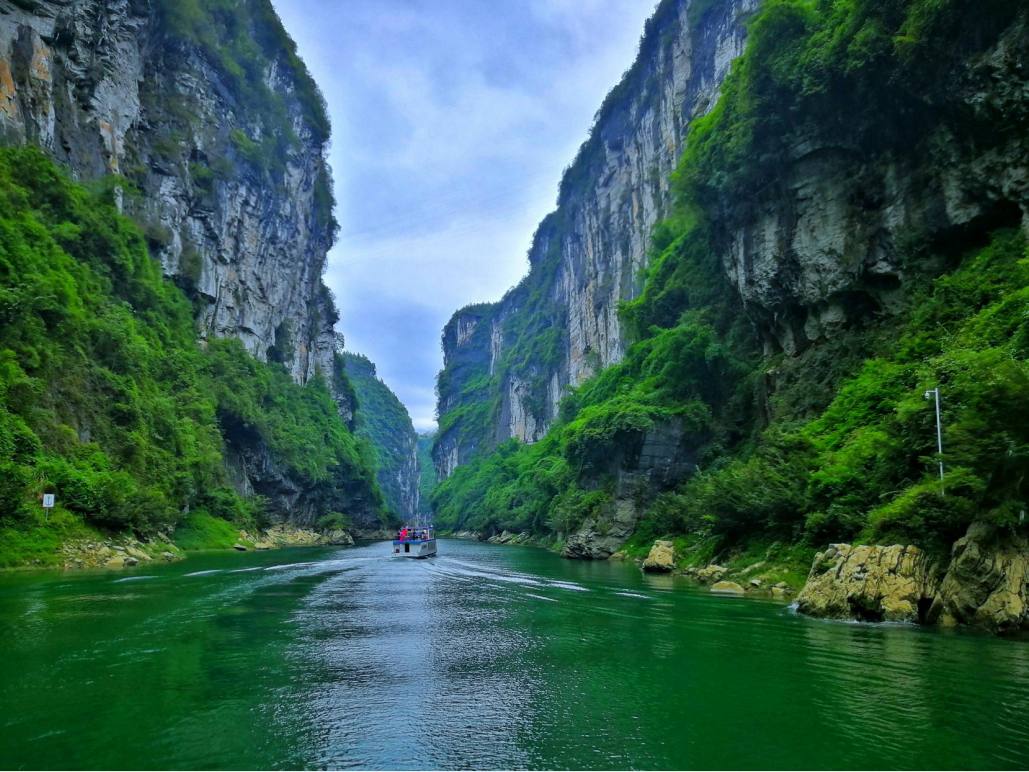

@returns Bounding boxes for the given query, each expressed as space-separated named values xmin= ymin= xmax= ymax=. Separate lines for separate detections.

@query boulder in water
xmin=796 ymin=544 xmax=938 ymax=623
xmin=642 ymin=540 xmax=675 ymax=572
xmin=711 ymin=581 xmax=746 ymax=594
xmin=930 ymin=522 xmax=1029 ymax=634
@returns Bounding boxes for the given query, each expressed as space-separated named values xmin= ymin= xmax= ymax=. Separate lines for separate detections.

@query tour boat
xmin=392 ymin=525 xmax=437 ymax=558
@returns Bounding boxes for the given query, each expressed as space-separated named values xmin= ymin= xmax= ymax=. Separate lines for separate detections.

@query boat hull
xmin=393 ymin=539 xmax=437 ymax=558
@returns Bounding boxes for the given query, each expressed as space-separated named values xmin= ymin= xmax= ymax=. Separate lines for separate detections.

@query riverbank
xmin=446 ymin=528 xmax=810 ymax=594
xmin=446 ymin=523 xmax=1029 ymax=635
xmin=0 ymin=514 xmax=389 ymax=572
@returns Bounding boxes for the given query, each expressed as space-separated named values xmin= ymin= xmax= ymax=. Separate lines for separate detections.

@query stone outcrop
xmin=642 ymin=540 xmax=675 ymax=572
xmin=796 ymin=544 xmax=939 ymax=623
xmin=695 ymin=564 xmax=728 ymax=584
xmin=561 ymin=494 xmax=640 ymax=560
xmin=797 ymin=525 xmax=1029 ymax=634
xmin=487 ymin=530 xmax=535 ymax=546
xmin=61 ymin=534 xmax=182 ymax=569
xmin=242 ymin=524 xmax=354 ymax=549
xmin=931 ymin=522 xmax=1029 ymax=634
xmin=450 ymin=530 xmax=485 ymax=541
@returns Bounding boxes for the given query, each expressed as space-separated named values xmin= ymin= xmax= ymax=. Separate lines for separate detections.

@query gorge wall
xmin=430 ymin=0 xmax=1029 ymax=601
xmin=0 ymin=0 xmax=404 ymax=537
xmin=344 ymin=353 xmax=420 ymax=520
xmin=433 ymin=0 xmax=760 ymax=478
xmin=0 ymin=0 xmax=340 ymax=392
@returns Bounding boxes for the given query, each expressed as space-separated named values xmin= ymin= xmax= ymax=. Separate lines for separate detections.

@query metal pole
xmin=931 ymin=388 xmax=944 ymax=493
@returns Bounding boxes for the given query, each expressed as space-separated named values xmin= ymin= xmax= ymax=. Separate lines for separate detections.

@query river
xmin=1 ymin=539 xmax=1027 ymax=770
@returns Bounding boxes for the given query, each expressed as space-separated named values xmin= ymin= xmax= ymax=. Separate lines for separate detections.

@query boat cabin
xmin=393 ymin=525 xmax=437 ymax=558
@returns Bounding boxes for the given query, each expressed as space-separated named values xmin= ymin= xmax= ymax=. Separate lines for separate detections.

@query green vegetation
xmin=0 ymin=147 xmax=382 ymax=566
xmin=171 ymin=511 xmax=253 ymax=551
xmin=432 ymin=0 xmax=1029 ymax=564
xmin=344 ymin=353 xmax=416 ymax=521
xmin=315 ymin=511 xmax=354 ymax=532
xmin=417 ymin=431 xmax=437 ymax=514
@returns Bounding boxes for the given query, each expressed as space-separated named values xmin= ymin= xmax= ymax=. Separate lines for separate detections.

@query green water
xmin=1 ymin=540 xmax=1027 ymax=770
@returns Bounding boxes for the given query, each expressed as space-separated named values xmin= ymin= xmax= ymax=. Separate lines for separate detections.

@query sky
xmin=273 ymin=0 xmax=659 ymax=431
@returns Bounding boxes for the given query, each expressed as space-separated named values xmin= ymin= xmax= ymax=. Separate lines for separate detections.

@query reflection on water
xmin=0 ymin=540 xmax=1027 ymax=770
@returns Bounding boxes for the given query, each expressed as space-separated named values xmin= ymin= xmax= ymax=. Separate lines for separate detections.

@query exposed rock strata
xmin=0 ymin=0 xmax=339 ymax=385
xmin=931 ymin=522 xmax=1029 ymax=634
xmin=797 ymin=524 xmax=1029 ymax=634
xmin=720 ymin=23 xmax=1029 ymax=356
xmin=796 ymin=544 xmax=940 ymax=623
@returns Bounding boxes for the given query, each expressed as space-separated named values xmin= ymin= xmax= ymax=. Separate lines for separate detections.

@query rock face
xmin=642 ymin=540 xmax=675 ymax=572
xmin=344 ymin=353 xmax=420 ymax=520
xmin=796 ymin=544 xmax=940 ymax=623
xmin=0 ymin=0 xmax=341 ymax=387
xmin=561 ymin=494 xmax=639 ymax=560
xmin=0 ymin=0 xmax=412 ymax=528
xmin=434 ymin=306 xmax=493 ymax=479
xmin=931 ymin=522 xmax=1029 ymax=634
xmin=432 ymin=0 xmax=1029 ymax=571
xmin=715 ymin=18 xmax=1029 ymax=356
xmin=434 ymin=0 xmax=759 ymax=474
xmin=797 ymin=525 xmax=1029 ymax=633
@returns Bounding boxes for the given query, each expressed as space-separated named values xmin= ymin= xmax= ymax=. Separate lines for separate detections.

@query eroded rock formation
xmin=796 ymin=544 xmax=940 ymax=624
xmin=797 ymin=524 xmax=1029 ymax=634
xmin=931 ymin=522 xmax=1029 ymax=634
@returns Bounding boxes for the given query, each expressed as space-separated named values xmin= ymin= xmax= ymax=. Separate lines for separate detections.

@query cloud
xmin=272 ymin=0 xmax=657 ymax=430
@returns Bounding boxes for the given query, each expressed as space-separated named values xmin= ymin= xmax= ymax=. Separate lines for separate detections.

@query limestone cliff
xmin=0 ymin=0 xmax=391 ymax=529
xmin=0 ymin=0 xmax=340 ymax=391
xmin=434 ymin=0 xmax=759 ymax=476
xmin=344 ymin=353 xmax=420 ymax=520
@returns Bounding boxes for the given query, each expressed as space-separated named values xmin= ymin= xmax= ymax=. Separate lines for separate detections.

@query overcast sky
xmin=273 ymin=0 xmax=658 ymax=431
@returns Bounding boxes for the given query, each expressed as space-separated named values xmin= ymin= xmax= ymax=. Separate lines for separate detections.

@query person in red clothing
xmin=399 ymin=526 xmax=408 ymax=541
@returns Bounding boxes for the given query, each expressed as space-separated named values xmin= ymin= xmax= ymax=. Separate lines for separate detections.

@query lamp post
xmin=924 ymin=387 xmax=944 ymax=493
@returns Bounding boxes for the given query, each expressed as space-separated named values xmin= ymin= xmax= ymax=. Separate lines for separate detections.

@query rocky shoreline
xmin=796 ymin=522 xmax=1029 ymax=635
xmin=457 ymin=523 xmax=1027 ymax=636
xmin=61 ymin=534 xmax=184 ymax=570
xmin=46 ymin=523 xmax=392 ymax=572
xmin=633 ymin=540 xmax=796 ymax=599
